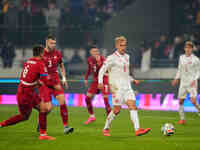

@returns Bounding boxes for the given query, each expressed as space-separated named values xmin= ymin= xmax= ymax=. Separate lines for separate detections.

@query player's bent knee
xmin=128 ymin=105 xmax=137 ymax=110
xmin=190 ymin=98 xmax=196 ymax=104
xmin=56 ymin=94 xmax=65 ymax=105
xmin=113 ymin=106 xmax=121 ymax=115
xmin=21 ymin=112 xmax=31 ymax=121
xmin=179 ymin=99 xmax=184 ymax=105
xmin=87 ymin=93 xmax=93 ymax=98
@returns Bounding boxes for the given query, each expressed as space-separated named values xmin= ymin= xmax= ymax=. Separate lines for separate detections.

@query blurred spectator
xmin=43 ymin=2 xmax=61 ymax=34
xmin=173 ymin=36 xmax=185 ymax=59
xmin=0 ymin=0 xmax=4 ymax=39
xmin=60 ymin=6 xmax=72 ymax=29
xmin=103 ymin=0 xmax=115 ymax=16
xmin=0 ymin=39 xmax=16 ymax=68
xmin=31 ymin=2 xmax=46 ymax=44
xmin=194 ymin=43 xmax=200 ymax=58
xmin=2 ymin=0 xmax=9 ymax=14
xmin=70 ymin=49 xmax=83 ymax=64
xmin=4 ymin=1 xmax=19 ymax=43
xmin=70 ymin=0 xmax=84 ymax=16
xmin=18 ymin=0 xmax=32 ymax=46
xmin=152 ymin=35 xmax=168 ymax=59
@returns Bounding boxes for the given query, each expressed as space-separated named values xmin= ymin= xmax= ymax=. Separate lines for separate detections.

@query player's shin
xmin=130 ymin=110 xmax=140 ymax=131
xmin=85 ymin=96 xmax=94 ymax=116
xmin=103 ymin=96 xmax=111 ymax=115
xmin=179 ymin=103 xmax=185 ymax=120
xmin=60 ymin=104 xmax=68 ymax=127
xmin=39 ymin=112 xmax=47 ymax=136
xmin=104 ymin=110 xmax=116 ymax=129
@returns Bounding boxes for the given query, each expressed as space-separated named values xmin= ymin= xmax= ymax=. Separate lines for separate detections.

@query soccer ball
xmin=161 ymin=123 xmax=175 ymax=136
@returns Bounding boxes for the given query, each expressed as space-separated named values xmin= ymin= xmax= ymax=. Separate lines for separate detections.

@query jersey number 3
xmin=48 ymin=60 xmax=52 ymax=68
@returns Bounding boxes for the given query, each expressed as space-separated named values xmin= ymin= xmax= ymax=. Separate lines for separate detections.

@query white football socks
xmin=130 ymin=110 xmax=140 ymax=131
xmin=90 ymin=114 xmax=95 ymax=118
xmin=179 ymin=104 xmax=185 ymax=120
xmin=104 ymin=111 xmax=116 ymax=130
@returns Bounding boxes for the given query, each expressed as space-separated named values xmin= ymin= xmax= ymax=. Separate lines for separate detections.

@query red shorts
xmin=38 ymin=73 xmax=65 ymax=102
xmin=17 ymin=85 xmax=41 ymax=116
xmin=88 ymin=81 xmax=110 ymax=95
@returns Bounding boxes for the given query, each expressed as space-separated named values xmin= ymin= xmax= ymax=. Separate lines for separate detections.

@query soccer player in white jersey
xmin=98 ymin=36 xmax=151 ymax=136
xmin=172 ymin=41 xmax=200 ymax=125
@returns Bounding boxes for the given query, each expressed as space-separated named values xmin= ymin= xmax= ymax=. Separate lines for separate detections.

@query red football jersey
xmin=85 ymin=55 xmax=108 ymax=82
xmin=42 ymin=48 xmax=63 ymax=74
xmin=20 ymin=57 xmax=53 ymax=87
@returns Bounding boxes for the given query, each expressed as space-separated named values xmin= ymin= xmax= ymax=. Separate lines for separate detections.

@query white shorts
xmin=178 ymin=86 xmax=197 ymax=99
xmin=112 ymin=88 xmax=136 ymax=106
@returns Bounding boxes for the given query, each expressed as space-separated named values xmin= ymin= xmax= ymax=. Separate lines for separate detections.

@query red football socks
xmin=85 ymin=96 xmax=94 ymax=115
xmin=39 ymin=112 xmax=47 ymax=134
xmin=103 ymin=97 xmax=111 ymax=115
xmin=60 ymin=104 xmax=68 ymax=127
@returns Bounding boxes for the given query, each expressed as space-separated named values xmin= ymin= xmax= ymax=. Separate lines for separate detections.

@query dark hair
xmin=90 ymin=46 xmax=98 ymax=50
xmin=33 ymin=45 xmax=44 ymax=56
xmin=46 ymin=34 xmax=56 ymax=40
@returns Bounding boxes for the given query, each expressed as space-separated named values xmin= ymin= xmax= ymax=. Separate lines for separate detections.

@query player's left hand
xmin=62 ymin=80 xmax=69 ymax=89
xmin=133 ymin=80 xmax=140 ymax=85
xmin=54 ymin=84 xmax=62 ymax=91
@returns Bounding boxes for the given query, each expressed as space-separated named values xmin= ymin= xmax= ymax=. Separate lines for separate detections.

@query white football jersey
xmin=175 ymin=54 xmax=200 ymax=86
xmin=98 ymin=51 xmax=133 ymax=91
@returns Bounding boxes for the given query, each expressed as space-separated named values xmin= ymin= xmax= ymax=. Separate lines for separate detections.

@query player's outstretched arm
xmin=129 ymin=63 xmax=140 ymax=85
xmin=98 ymin=56 xmax=113 ymax=89
xmin=60 ymin=62 xmax=69 ymax=89
xmin=172 ymin=56 xmax=181 ymax=86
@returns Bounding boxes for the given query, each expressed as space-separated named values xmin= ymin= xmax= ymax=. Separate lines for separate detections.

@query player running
xmin=84 ymin=46 xmax=111 ymax=124
xmin=0 ymin=45 xmax=58 ymax=140
xmin=38 ymin=35 xmax=73 ymax=134
xmin=172 ymin=41 xmax=200 ymax=125
xmin=98 ymin=36 xmax=151 ymax=136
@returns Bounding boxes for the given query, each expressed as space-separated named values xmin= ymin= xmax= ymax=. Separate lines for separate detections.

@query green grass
xmin=0 ymin=106 xmax=200 ymax=150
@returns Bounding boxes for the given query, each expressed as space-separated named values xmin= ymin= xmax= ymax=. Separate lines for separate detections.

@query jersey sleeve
xmin=98 ymin=55 xmax=114 ymax=84
xmin=84 ymin=59 xmax=92 ymax=80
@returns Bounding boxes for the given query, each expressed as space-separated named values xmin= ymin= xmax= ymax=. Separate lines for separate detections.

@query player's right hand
xmin=98 ymin=83 xmax=104 ymax=90
xmin=84 ymin=80 xmax=88 ymax=87
xmin=171 ymin=79 xmax=178 ymax=87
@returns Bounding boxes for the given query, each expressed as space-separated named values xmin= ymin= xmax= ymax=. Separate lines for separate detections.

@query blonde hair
xmin=115 ymin=36 xmax=127 ymax=44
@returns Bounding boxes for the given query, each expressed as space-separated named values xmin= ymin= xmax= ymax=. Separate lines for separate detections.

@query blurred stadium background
xmin=0 ymin=0 xmax=200 ymax=110
xmin=1 ymin=1 xmax=200 ymax=150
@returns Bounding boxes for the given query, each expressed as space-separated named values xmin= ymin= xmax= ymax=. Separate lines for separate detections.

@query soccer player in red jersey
xmin=84 ymin=46 xmax=111 ymax=124
xmin=38 ymin=35 xmax=73 ymax=134
xmin=0 ymin=45 xmax=59 ymax=140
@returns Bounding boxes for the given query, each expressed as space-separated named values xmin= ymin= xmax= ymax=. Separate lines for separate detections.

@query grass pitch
xmin=0 ymin=106 xmax=199 ymax=150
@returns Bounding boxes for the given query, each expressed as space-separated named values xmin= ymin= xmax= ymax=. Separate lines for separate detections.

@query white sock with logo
xmin=104 ymin=111 xmax=116 ymax=130
xmin=179 ymin=104 xmax=185 ymax=120
xmin=130 ymin=110 xmax=140 ymax=131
